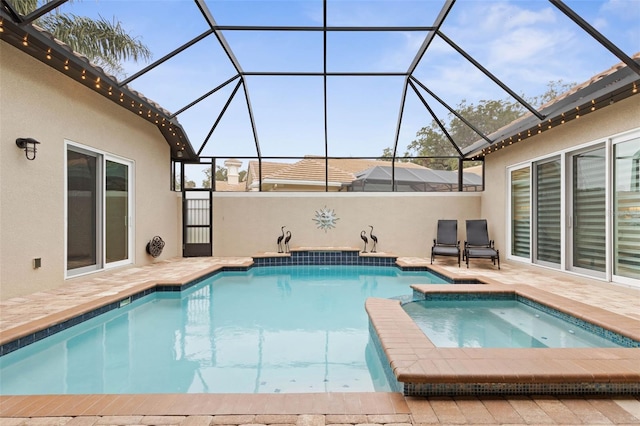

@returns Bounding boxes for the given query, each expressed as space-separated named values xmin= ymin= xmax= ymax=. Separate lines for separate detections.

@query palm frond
xmin=39 ymin=13 xmax=152 ymax=75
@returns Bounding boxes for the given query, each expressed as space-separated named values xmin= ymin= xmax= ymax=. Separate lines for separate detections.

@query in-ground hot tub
xmin=366 ymin=284 xmax=640 ymax=396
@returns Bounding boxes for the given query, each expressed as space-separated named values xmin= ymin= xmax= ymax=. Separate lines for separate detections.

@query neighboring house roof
xmin=245 ymin=157 xmax=432 ymax=190
xmin=247 ymin=161 xmax=291 ymax=184
xmin=463 ymin=164 xmax=483 ymax=176
xmin=350 ymin=166 xmax=483 ymax=191
xmin=214 ymin=181 xmax=246 ymax=192
xmin=267 ymin=159 xmax=355 ymax=184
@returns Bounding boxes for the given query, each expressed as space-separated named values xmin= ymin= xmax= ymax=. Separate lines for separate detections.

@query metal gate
xmin=183 ymin=189 xmax=212 ymax=257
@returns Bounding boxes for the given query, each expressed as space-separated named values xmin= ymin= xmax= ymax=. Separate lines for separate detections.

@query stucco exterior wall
xmin=0 ymin=43 xmax=181 ymax=300
xmin=481 ymin=95 xmax=640 ymax=260
xmin=212 ymin=192 xmax=482 ymax=256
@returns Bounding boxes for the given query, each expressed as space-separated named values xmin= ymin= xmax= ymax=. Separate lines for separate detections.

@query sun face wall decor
xmin=313 ymin=206 xmax=339 ymax=232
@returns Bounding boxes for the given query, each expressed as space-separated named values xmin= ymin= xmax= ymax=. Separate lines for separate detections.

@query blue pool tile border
xmin=253 ymin=250 xmax=397 ymax=267
xmin=408 ymin=291 xmax=640 ymax=348
xmin=403 ymin=382 xmax=640 ymax=397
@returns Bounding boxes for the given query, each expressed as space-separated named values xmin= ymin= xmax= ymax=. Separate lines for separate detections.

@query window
xmin=66 ymin=144 xmax=133 ymax=276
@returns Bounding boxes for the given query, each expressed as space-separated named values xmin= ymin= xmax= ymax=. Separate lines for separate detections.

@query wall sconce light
xmin=16 ymin=138 xmax=41 ymax=160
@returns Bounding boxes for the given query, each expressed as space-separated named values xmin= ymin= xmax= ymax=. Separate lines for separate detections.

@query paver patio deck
xmin=1 ymin=253 xmax=639 ymax=425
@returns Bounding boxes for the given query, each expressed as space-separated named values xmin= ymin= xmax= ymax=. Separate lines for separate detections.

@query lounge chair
xmin=431 ymin=220 xmax=460 ymax=267
xmin=464 ymin=219 xmax=500 ymax=269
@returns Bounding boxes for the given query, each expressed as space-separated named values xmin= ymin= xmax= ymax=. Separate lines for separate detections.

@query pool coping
xmin=366 ymin=283 xmax=640 ymax=396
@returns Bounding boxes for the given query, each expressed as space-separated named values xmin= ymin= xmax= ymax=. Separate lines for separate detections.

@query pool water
xmin=0 ymin=265 xmax=446 ymax=395
xmin=403 ymin=299 xmax=626 ymax=348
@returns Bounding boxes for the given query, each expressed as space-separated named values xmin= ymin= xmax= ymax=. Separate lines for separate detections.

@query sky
xmin=30 ymin=0 xmax=640 ymax=166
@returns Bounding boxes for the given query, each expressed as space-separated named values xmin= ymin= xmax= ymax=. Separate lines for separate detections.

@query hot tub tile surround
xmin=366 ymin=284 xmax=640 ymax=396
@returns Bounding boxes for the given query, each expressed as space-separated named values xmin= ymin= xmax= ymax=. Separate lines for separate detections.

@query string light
xmin=633 ymin=83 xmax=638 ymax=94
xmin=64 ymin=59 xmax=69 ymax=70
xmin=95 ymin=77 xmax=100 ymax=89
xmin=22 ymin=34 xmax=28 ymax=46
xmin=81 ymin=70 xmax=86 ymax=80
xmin=46 ymin=48 xmax=52 ymax=60
xmin=591 ymin=99 xmax=596 ymax=111
xmin=0 ymin=19 xmax=4 ymax=33
xmin=108 ymin=87 xmax=113 ymax=96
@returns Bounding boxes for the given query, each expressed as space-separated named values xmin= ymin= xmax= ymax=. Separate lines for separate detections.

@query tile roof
xmin=267 ymin=159 xmax=356 ymax=183
xmin=214 ymin=181 xmax=247 ymax=192
xmin=246 ymin=157 xmax=430 ymax=187
xmin=247 ymin=161 xmax=291 ymax=183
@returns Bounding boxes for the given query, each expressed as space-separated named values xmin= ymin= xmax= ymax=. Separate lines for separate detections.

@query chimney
xmin=224 ymin=159 xmax=242 ymax=185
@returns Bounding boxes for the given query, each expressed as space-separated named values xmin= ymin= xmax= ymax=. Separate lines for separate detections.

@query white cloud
xmin=601 ymin=0 xmax=640 ymax=21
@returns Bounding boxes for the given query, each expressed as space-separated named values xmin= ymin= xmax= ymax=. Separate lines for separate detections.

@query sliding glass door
xmin=614 ymin=137 xmax=640 ymax=281
xmin=67 ymin=145 xmax=132 ymax=276
xmin=570 ymin=146 xmax=606 ymax=277
xmin=508 ymin=133 xmax=639 ymax=286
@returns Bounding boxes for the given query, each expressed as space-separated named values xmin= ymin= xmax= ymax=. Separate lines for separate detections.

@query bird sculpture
xmin=284 ymin=230 xmax=292 ymax=253
xmin=369 ymin=225 xmax=378 ymax=253
xmin=360 ymin=230 xmax=368 ymax=253
xmin=276 ymin=226 xmax=286 ymax=253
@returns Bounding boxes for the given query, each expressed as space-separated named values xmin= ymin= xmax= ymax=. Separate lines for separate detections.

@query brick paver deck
xmin=1 ymin=254 xmax=639 ymax=425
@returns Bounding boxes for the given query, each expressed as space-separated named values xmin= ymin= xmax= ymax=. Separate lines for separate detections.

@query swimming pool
xmin=0 ymin=265 xmax=447 ymax=395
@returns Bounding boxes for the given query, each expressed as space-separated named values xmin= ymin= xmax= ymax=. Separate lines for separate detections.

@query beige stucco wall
xmin=481 ymin=95 xmax=640 ymax=261
xmin=0 ymin=43 xmax=181 ymax=300
xmin=212 ymin=192 xmax=482 ymax=256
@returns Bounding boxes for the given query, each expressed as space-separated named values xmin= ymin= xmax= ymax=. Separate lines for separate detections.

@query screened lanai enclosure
xmin=1 ymin=0 xmax=639 ymax=192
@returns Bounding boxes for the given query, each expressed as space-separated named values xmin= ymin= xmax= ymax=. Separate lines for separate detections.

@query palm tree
xmin=12 ymin=0 xmax=152 ymax=76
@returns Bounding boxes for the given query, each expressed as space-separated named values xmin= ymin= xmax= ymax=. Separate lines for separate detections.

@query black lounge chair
xmin=464 ymin=219 xmax=500 ymax=269
xmin=431 ymin=220 xmax=460 ymax=267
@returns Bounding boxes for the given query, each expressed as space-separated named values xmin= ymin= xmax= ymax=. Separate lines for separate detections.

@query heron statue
xmin=360 ymin=230 xmax=368 ymax=253
xmin=369 ymin=225 xmax=378 ymax=253
xmin=276 ymin=226 xmax=286 ymax=253
xmin=284 ymin=230 xmax=292 ymax=253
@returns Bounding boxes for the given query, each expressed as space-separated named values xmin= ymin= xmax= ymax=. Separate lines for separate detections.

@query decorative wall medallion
xmin=313 ymin=206 xmax=339 ymax=232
